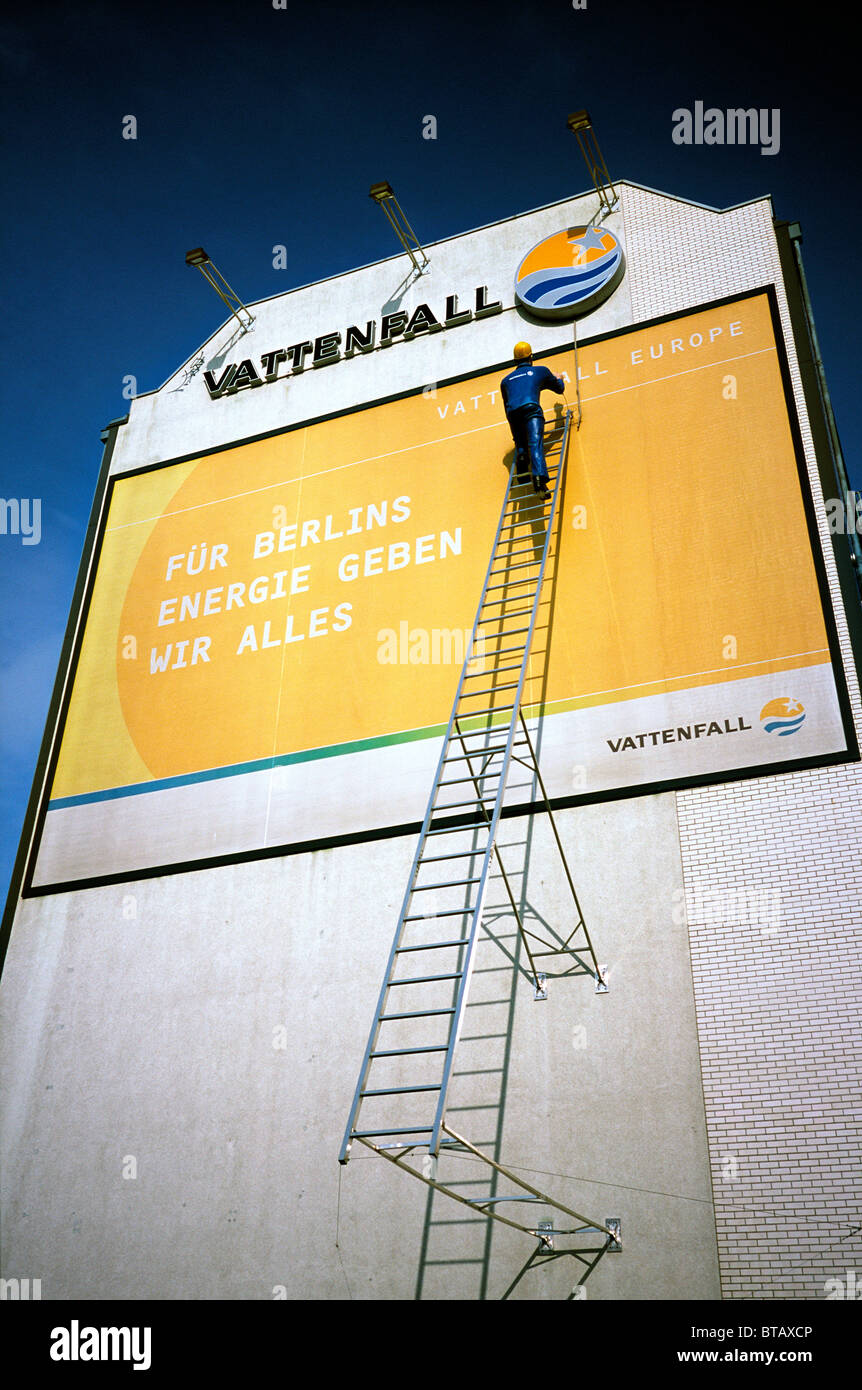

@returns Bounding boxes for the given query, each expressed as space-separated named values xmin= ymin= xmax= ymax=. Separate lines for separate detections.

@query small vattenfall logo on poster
xmin=759 ymin=698 xmax=806 ymax=737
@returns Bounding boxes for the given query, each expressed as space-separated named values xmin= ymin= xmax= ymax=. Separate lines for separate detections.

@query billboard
xmin=28 ymin=288 xmax=856 ymax=889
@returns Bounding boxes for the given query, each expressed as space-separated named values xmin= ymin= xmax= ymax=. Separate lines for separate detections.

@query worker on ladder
xmin=501 ymin=342 xmax=565 ymax=498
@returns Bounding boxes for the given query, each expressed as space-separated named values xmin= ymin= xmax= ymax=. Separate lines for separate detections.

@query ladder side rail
xmin=337 ymin=781 xmax=446 ymax=1160
xmin=516 ymin=711 xmax=603 ymax=978
xmin=428 ymin=412 xmax=572 ymax=1151
xmin=339 ymin=452 xmax=545 ymax=1161
xmin=451 ymin=721 xmax=545 ymax=992
xmin=409 ymin=449 xmax=538 ymax=833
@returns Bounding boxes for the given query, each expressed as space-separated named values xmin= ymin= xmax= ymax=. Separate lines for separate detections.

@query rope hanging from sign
xmin=572 ymin=317 xmax=583 ymax=429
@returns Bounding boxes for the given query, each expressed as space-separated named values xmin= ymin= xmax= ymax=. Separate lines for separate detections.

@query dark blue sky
xmin=1 ymin=0 xmax=859 ymax=908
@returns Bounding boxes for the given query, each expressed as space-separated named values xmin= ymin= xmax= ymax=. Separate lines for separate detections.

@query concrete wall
xmin=2 ymin=181 xmax=859 ymax=1300
xmin=1 ymin=798 xmax=718 ymax=1300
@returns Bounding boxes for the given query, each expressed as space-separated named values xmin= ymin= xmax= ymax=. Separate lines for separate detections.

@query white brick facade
xmin=622 ymin=184 xmax=862 ymax=1298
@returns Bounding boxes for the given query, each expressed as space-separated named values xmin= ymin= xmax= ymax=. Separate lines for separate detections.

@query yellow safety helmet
xmin=513 ymin=341 xmax=533 ymax=361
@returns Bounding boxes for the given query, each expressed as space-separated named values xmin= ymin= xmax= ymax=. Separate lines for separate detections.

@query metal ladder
xmin=339 ymin=408 xmax=619 ymax=1278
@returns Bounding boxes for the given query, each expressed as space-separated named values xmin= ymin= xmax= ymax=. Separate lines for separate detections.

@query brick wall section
xmin=622 ymin=184 xmax=862 ymax=1298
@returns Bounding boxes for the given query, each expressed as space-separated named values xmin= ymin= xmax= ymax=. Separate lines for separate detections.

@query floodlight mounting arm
xmin=566 ymin=111 xmax=618 ymax=218
xmin=185 ymin=247 xmax=255 ymax=331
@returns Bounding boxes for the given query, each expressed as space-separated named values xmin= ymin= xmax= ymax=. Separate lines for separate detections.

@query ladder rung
xmin=360 ymin=1084 xmax=442 ymax=1097
xmin=477 ymin=620 xmax=533 ymax=636
xmin=513 ymin=464 xmax=559 ymax=482
xmin=423 ymin=822 xmax=486 ymax=836
xmin=507 ymin=475 xmax=556 ymax=495
xmin=448 ymin=742 xmax=525 ymax=761
xmin=476 ymin=632 xmax=533 ymax=650
xmin=475 ymin=642 xmax=531 ymax=659
xmin=487 ymin=559 xmax=543 ymax=577
xmin=422 ymin=824 xmax=488 ymax=839
xmin=478 ymin=603 xmax=534 ymax=619
xmin=376 ymin=1142 xmax=439 ymax=1152
xmin=497 ymin=503 xmax=553 ymax=519
xmin=352 ymin=1127 xmax=434 ymax=1137
xmin=499 ymin=512 xmax=546 ymax=528
xmin=434 ymin=795 xmax=497 ymax=811
xmin=444 ymin=739 xmax=510 ymax=755
xmin=456 ymin=681 xmax=519 ymax=698
xmin=497 ymin=500 xmax=553 ymax=517
xmin=489 ymin=544 xmax=539 ymax=562
xmin=507 ymin=476 xmax=556 ymax=494
xmin=480 ymin=608 xmax=536 ymax=622
xmin=464 ymin=1195 xmax=543 ymax=1205
xmin=496 ymin=530 xmax=540 ymax=545
xmin=410 ymin=876 xmax=481 ymax=890
xmin=460 ymin=662 xmax=523 ymax=678
xmin=419 ymin=849 xmax=482 ymax=863
xmin=484 ymin=577 xmax=539 ymax=593
xmin=453 ymin=702 xmax=515 ymax=718
xmin=434 ymin=1175 xmax=490 ymax=1183
xmin=470 ymin=642 xmax=527 ymax=658
xmin=404 ymin=906 xmax=474 ymax=919
xmin=515 ymin=460 xmax=560 ymax=474
xmin=476 ymin=624 xmax=533 ymax=641
xmin=478 ymin=611 xmax=531 ymax=628
xmin=379 ymin=1006 xmax=457 ymax=1020
xmin=443 ymin=744 xmax=509 ymax=761
xmin=370 ymin=1044 xmax=449 ymax=1058
xmin=389 ymin=971 xmax=463 ymax=985
xmin=395 ymin=936 xmax=471 ymax=951
xmin=501 ymin=500 xmax=549 ymax=518
xmin=451 ymin=726 xmax=524 ymax=742
xmin=497 ymin=514 xmax=553 ymax=528
xmin=439 ymin=746 xmax=520 ymax=772
xmin=437 ymin=772 xmax=502 ymax=788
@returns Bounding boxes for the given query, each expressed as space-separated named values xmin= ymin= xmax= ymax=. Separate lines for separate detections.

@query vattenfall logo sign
xmin=514 ymin=226 xmax=625 ymax=320
xmin=203 ymin=224 xmax=626 ymax=401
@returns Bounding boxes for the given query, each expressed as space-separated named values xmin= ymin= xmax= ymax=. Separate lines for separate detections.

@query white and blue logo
xmin=760 ymin=697 xmax=806 ymax=736
xmin=514 ymin=225 xmax=625 ymax=320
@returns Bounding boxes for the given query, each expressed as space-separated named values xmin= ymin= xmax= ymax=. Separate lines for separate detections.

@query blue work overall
xmin=500 ymin=363 xmax=565 ymax=486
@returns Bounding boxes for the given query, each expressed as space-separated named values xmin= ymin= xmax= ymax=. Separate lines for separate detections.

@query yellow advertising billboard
xmin=30 ymin=289 xmax=854 ymax=888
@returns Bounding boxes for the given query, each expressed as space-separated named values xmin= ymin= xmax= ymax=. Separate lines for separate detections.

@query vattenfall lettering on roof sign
xmin=203 ymin=286 xmax=502 ymax=400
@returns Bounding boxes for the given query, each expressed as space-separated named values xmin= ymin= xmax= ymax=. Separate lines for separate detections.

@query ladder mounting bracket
xmin=606 ymin=1217 xmax=622 ymax=1251
xmin=537 ymin=1220 xmax=555 ymax=1250
xmin=595 ymin=964 xmax=609 ymax=994
xmin=534 ymin=972 xmax=548 ymax=1001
